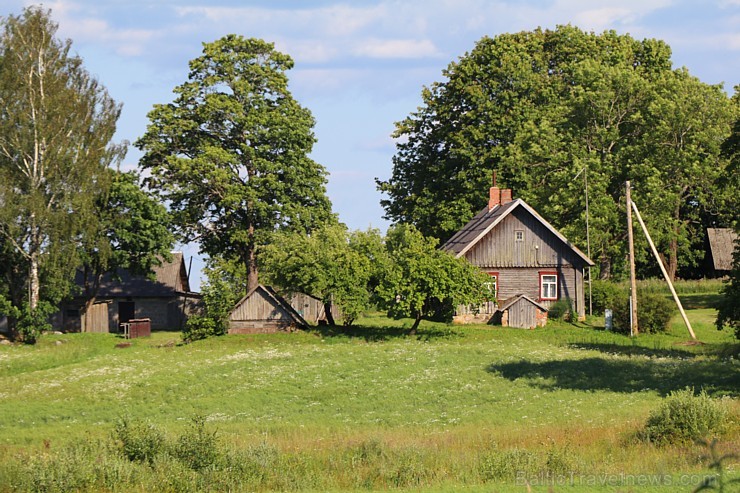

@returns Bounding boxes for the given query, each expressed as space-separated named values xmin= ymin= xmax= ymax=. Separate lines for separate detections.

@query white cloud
xmin=353 ymin=38 xmax=440 ymax=59
xmin=40 ymin=1 xmax=158 ymax=57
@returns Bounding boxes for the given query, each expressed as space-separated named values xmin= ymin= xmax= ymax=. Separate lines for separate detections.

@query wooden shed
xmin=288 ymin=292 xmax=342 ymax=325
xmin=706 ymin=228 xmax=737 ymax=277
xmin=491 ymin=294 xmax=548 ymax=329
xmin=53 ymin=252 xmax=201 ymax=333
xmin=228 ymin=285 xmax=308 ymax=334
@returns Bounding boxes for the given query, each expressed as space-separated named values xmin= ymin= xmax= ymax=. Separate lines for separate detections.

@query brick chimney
xmin=487 ymin=171 xmax=514 ymax=210
xmin=488 ymin=186 xmax=500 ymax=210
xmin=500 ymin=188 xmax=513 ymax=205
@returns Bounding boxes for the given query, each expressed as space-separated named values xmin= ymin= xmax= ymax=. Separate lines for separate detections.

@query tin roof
xmin=78 ymin=252 xmax=194 ymax=298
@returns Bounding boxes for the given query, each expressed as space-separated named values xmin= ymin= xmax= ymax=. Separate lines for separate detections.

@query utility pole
xmin=630 ymin=201 xmax=697 ymax=340
xmin=625 ymin=181 xmax=638 ymax=336
xmin=574 ymin=166 xmax=593 ymax=317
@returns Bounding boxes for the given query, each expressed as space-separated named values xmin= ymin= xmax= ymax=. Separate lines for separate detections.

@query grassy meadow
xmin=0 ymin=283 xmax=738 ymax=492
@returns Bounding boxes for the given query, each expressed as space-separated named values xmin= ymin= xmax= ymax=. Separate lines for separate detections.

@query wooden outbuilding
xmin=288 ymin=292 xmax=342 ymax=325
xmin=53 ymin=252 xmax=201 ymax=333
xmin=491 ymin=294 xmax=548 ymax=329
xmin=706 ymin=228 xmax=737 ymax=277
xmin=228 ymin=285 xmax=308 ymax=334
xmin=443 ymin=185 xmax=594 ymax=323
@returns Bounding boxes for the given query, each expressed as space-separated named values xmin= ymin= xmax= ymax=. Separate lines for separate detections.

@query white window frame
xmin=540 ymin=273 xmax=558 ymax=300
xmin=515 ymin=230 xmax=524 ymax=242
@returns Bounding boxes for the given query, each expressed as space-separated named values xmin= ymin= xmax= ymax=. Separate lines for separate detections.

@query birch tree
xmin=0 ymin=7 xmax=124 ymax=313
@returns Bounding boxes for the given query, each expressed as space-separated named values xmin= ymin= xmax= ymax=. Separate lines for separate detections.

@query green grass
xmin=0 ymin=300 xmax=737 ymax=491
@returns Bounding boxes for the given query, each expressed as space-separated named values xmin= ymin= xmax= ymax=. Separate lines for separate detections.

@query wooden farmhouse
xmin=442 ymin=186 xmax=594 ymax=324
xmin=228 ymin=285 xmax=308 ymax=334
xmin=53 ymin=252 xmax=201 ymax=333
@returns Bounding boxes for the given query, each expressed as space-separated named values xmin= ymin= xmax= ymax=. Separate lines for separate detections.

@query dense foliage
xmin=136 ymin=35 xmax=334 ymax=295
xmin=611 ymin=291 xmax=675 ymax=335
xmin=377 ymin=225 xmax=490 ymax=334
xmin=715 ymin=110 xmax=740 ymax=339
xmin=0 ymin=7 xmax=124 ymax=323
xmin=378 ymin=26 xmax=736 ymax=280
xmin=77 ymin=169 xmax=174 ymax=328
xmin=261 ymin=225 xmax=386 ymax=325
xmin=641 ymin=388 xmax=729 ymax=446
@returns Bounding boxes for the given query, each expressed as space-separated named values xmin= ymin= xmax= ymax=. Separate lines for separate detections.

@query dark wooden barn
xmin=53 ymin=252 xmax=201 ymax=333
xmin=228 ymin=285 xmax=308 ymax=334
xmin=442 ymin=186 xmax=594 ymax=322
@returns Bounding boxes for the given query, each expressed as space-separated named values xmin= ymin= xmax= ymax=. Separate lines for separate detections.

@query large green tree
xmin=0 ymin=7 xmax=124 ymax=314
xmin=77 ymin=169 xmax=174 ymax=330
xmin=136 ymin=36 xmax=333 ymax=294
xmin=715 ymin=98 xmax=740 ymax=339
xmin=378 ymin=26 xmax=735 ymax=280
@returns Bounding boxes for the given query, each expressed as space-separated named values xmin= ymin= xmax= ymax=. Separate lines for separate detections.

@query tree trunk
xmin=29 ymin=252 xmax=39 ymax=311
xmin=323 ymin=301 xmax=336 ymax=326
xmin=80 ymin=296 xmax=98 ymax=332
xmin=246 ymin=246 xmax=259 ymax=293
xmin=246 ymin=222 xmax=259 ymax=293
xmin=408 ymin=312 xmax=422 ymax=336
xmin=667 ymin=236 xmax=678 ymax=282
xmin=598 ymin=255 xmax=611 ymax=280
xmin=667 ymin=201 xmax=681 ymax=282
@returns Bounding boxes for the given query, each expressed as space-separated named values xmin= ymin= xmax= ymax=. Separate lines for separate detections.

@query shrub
xmin=0 ymin=298 xmax=53 ymax=344
xmin=548 ymin=299 xmax=574 ymax=321
xmin=182 ymin=315 xmax=224 ymax=343
xmin=114 ymin=416 xmax=165 ymax=465
xmin=611 ymin=291 xmax=675 ymax=334
xmin=173 ymin=416 xmax=220 ymax=471
xmin=590 ymin=280 xmax=623 ymax=315
xmin=641 ymin=388 xmax=728 ymax=446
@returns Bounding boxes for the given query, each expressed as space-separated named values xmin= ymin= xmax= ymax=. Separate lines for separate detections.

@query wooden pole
xmin=585 ymin=168 xmax=592 ymax=317
xmin=625 ymin=181 xmax=638 ymax=336
xmin=630 ymin=201 xmax=697 ymax=340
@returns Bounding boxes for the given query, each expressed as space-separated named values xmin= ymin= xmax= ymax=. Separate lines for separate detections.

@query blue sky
xmin=5 ymin=1 xmax=739 ymax=288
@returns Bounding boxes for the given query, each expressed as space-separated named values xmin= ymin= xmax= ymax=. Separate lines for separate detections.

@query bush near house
xmin=611 ymin=291 xmax=675 ymax=334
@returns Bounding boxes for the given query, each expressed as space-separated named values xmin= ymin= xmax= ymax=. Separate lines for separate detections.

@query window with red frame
xmin=540 ymin=273 xmax=557 ymax=300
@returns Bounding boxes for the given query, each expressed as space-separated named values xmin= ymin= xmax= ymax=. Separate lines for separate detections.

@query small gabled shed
xmin=491 ymin=294 xmax=548 ymax=329
xmin=228 ymin=285 xmax=308 ymax=334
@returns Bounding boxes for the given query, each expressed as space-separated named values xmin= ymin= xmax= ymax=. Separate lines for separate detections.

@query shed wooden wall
xmin=230 ymin=289 xmax=292 ymax=322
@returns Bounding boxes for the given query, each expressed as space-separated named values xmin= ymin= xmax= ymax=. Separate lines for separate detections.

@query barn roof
xmin=707 ymin=228 xmax=738 ymax=272
xmin=77 ymin=252 xmax=195 ymax=297
xmin=441 ymin=198 xmax=595 ymax=266
xmin=230 ymin=285 xmax=308 ymax=328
